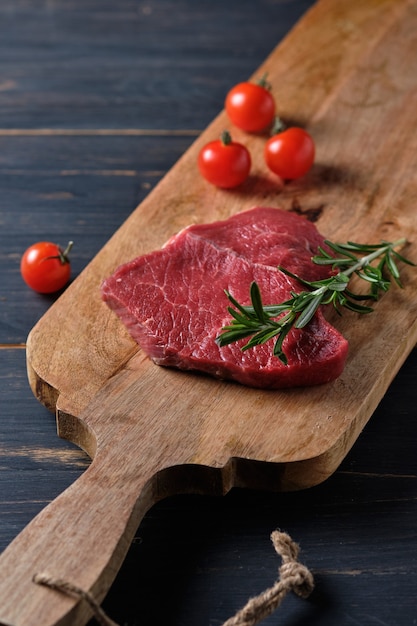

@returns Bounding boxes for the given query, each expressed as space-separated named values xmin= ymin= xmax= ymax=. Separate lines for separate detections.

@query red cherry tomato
xmin=264 ymin=126 xmax=315 ymax=180
xmin=225 ymin=77 xmax=275 ymax=132
xmin=198 ymin=130 xmax=251 ymax=188
xmin=20 ymin=241 xmax=73 ymax=293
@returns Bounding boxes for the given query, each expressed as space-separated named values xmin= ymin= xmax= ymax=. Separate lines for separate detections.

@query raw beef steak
xmin=101 ymin=207 xmax=348 ymax=388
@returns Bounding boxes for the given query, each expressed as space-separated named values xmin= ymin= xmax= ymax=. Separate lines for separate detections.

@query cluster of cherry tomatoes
xmin=198 ymin=76 xmax=315 ymax=188
xmin=21 ymin=77 xmax=314 ymax=294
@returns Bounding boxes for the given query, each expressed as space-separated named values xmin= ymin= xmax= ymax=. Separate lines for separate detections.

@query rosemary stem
xmin=344 ymin=238 xmax=406 ymax=277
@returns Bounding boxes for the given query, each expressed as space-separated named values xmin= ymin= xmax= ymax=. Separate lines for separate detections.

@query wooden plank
xmin=0 ymin=0 xmax=312 ymax=129
xmin=0 ymin=349 xmax=89 ymax=552
xmin=0 ymin=134 xmax=192 ymax=344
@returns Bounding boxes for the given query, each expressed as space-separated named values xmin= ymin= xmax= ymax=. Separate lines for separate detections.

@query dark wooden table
xmin=1 ymin=1 xmax=416 ymax=625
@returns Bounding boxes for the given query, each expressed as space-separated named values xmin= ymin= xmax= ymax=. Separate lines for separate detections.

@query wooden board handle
xmin=0 ymin=363 xmax=241 ymax=626
xmin=0 ymin=444 xmax=154 ymax=625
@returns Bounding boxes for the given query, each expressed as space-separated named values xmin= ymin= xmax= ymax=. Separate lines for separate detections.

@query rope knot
xmin=278 ymin=561 xmax=315 ymax=599
xmin=273 ymin=530 xmax=314 ymax=599
xmin=222 ymin=530 xmax=314 ymax=626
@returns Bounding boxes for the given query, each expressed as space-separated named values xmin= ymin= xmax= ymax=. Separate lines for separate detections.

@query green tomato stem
xmin=220 ymin=130 xmax=232 ymax=146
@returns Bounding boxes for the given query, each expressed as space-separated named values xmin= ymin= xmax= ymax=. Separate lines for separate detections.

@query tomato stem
xmin=270 ymin=116 xmax=287 ymax=135
xmin=43 ymin=241 xmax=74 ymax=265
xmin=256 ymin=73 xmax=271 ymax=91
xmin=61 ymin=241 xmax=74 ymax=263
xmin=220 ymin=130 xmax=232 ymax=146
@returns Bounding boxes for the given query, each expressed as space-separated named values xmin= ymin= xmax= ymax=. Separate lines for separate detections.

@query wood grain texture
xmin=0 ymin=0 xmax=312 ymax=130
xmin=102 ymin=361 xmax=417 ymax=626
xmin=0 ymin=5 xmax=415 ymax=623
xmin=0 ymin=134 xmax=193 ymax=343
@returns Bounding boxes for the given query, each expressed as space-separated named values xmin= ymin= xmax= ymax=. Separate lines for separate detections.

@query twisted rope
xmin=33 ymin=530 xmax=313 ymax=626
xmin=33 ymin=573 xmax=118 ymax=626
xmin=221 ymin=530 xmax=314 ymax=626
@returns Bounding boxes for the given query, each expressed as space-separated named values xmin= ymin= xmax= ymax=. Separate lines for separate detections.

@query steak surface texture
xmin=101 ymin=207 xmax=348 ymax=388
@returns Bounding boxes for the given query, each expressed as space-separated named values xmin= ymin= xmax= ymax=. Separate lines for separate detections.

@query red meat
xmin=101 ymin=207 xmax=348 ymax=388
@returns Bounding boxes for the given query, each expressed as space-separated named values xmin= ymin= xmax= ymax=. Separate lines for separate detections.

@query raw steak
xmin=101 ymin=207 xmax=348 ymax=388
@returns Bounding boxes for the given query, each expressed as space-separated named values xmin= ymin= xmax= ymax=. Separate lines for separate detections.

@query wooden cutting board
xmin=1 ymin=0 xmax=417 ymax=624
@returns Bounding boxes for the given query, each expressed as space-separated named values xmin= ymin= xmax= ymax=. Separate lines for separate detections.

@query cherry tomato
xmin=20 ymin=241 xmax=73 ymax=293
xmin=198 ymin=130 xmax=251 ymax=188
xmin=264 ymin=126 xmax=315 ymax=180
xmin=225 ymin=76 xmax=275 ymax=133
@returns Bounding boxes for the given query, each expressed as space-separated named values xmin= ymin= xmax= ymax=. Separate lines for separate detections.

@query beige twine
xmin=33 ymin=530 xmax=313 ymax=626
xmin=221 ymin=530 xmax=314 ymax=626
xmin=32 ymin=573 xmax=118 ymax=626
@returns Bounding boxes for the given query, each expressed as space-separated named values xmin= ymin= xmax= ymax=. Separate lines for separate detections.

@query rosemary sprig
xmin=216 ymin=238 xmax=414 ymax=365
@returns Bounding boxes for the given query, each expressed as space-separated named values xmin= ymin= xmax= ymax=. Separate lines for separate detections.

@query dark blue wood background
xmin=1 ymin=1 xmax=416 ymax=624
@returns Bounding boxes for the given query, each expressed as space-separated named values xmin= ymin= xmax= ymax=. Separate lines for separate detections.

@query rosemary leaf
xmin=250 ymin=282 xmax=267 ymax=323
xmin=295 ymin=296 xmax=323 ymax=328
